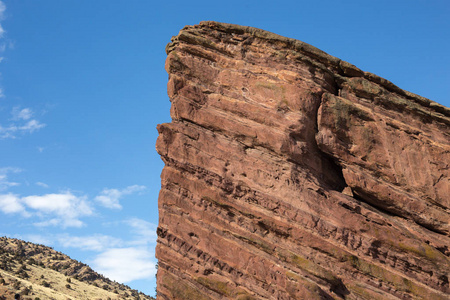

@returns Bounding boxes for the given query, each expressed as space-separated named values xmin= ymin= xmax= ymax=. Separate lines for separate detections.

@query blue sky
xmin=0 ymin=0 xmax=448 ymax=296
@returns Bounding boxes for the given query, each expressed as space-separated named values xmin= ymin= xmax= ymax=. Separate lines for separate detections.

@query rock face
xmin=155 ymin=21 xmax=450 ymax=299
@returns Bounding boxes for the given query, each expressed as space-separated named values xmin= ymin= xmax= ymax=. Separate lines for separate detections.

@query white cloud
xmin=0 ymin=166 xmax=93 ymax=228
xmin=25 ymin=193 xmax=76 ymax=212
xmin=92 ymin=247 xmax=156 ymax=283
xmin=95 ymin=185 xmax=146 ymax=209
xmin=58 ymin=234 xmax=122 ymax=252
xmin=0 ymin=87 xmax=4 ymax=98
xmin=0 ymin=193 xmax=28 ymax=216
xmin=0 ymin=191 xmax=93 ymax=228
xmin=23 ymin=192 xmax=92 ymax=228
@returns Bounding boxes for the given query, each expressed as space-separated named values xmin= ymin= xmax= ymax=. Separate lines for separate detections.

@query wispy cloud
xmin=125 ymin=217 xmax=157 ymax=245
xmin=23 ymin=234 xmax=53 ymax=246
xmin=4 ymin=233 xmax=53 ymax=247
xmin=94 ymin=185 xmax=146 ymax=209
xmin=35 ymin=182 xmax=49 ymax=188
xmin=0 ymin=167 xmax=21 ymax=191
xmin=58 ymin=234 xmax=122 ymax=252
xmin=0 ymin=4 xmax=46 ymax=140
xmin=0 ymin=1 xmax=5 ymax=39
xmin=0 ymin=1 xmax=6 ymax=64
xmin=11 ymin=107 xmax=33 ymax=120
xmin=20 ymin=119 xmax=46 ymax=132
xmin=56 ymin=218 xmax=157 ymax=251
xmin=0 ymin=107 xmax=46 ymax=139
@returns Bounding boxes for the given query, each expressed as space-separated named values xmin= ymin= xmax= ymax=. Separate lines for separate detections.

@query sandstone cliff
xmin=155 ymin=21 xmax=449 ymax=300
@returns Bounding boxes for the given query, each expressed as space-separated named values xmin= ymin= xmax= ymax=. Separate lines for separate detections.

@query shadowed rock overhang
xmin=155 ymin=21 xmax=450 ymax=300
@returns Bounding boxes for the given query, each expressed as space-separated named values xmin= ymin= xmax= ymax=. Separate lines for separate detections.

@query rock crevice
xmin=156 ymin=21 xmax=449 ymax=299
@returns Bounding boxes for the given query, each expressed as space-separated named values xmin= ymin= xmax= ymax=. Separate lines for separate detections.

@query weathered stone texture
xmin=156 ymin=21 xmax=450 ymax=299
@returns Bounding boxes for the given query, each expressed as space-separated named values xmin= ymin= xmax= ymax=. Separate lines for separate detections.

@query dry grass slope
xmin=0 ymin=237 xmax=155 ymax=300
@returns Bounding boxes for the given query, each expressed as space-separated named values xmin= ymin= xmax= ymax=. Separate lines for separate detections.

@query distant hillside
xmin=0 ymin=237 xmax=155 ymax=300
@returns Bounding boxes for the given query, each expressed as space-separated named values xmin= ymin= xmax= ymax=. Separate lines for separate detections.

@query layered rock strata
xmin=155 ymin=21 xmax=450 ymax=299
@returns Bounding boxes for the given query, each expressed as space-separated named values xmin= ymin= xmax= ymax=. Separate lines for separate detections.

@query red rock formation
xmin=155 ymin=21 xmax=450 ymax=299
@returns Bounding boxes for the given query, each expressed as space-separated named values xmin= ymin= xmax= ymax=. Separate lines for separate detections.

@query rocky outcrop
xmin=155 ymin=21 xmax=450 ymax=299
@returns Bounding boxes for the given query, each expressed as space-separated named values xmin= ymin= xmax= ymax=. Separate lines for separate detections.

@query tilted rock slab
xmin=156 ymin=21 xmax=449 ymax=299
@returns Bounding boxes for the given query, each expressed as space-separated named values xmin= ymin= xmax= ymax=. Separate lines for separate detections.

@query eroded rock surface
xmin=155 ymin=21 xmax=450 ymax=299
